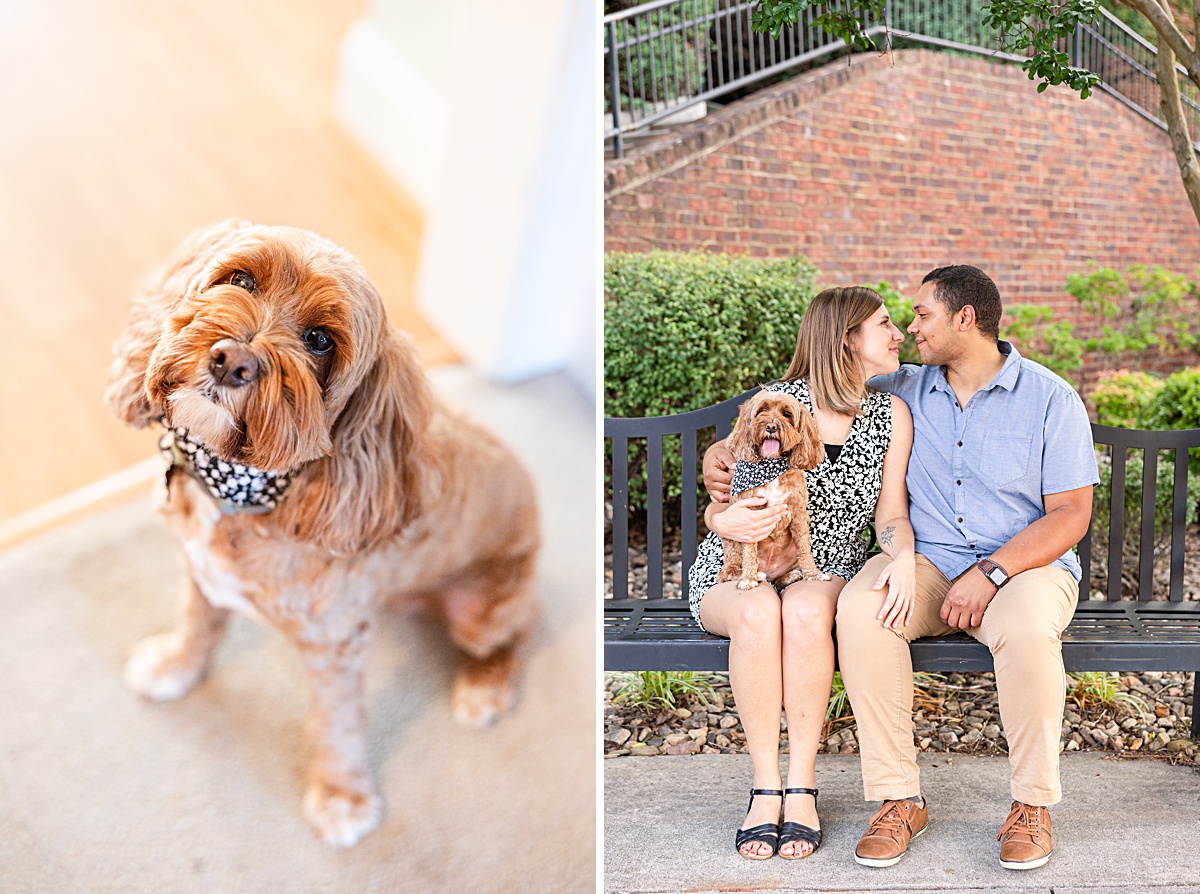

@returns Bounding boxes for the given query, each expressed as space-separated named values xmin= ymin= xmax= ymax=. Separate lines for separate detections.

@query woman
xmin=690 ymin=286 xmax=916 ymax=860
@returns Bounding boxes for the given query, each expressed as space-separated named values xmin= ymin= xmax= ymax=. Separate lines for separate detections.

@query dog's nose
xmin=209 ymin=339 xmax=259 ymax=387
xmin=765 ymin=421 xmax=778 ymax=434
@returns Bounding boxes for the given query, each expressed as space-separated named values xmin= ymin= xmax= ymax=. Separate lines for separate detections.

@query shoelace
xmin=996 ymin=803 xmax=1044 ymax=842
xmin=866 ymin=800 xmax=913 ymax=836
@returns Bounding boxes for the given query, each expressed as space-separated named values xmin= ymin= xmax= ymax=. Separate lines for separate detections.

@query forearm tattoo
xmin=879 ymin=525 xmax=896 ymax=549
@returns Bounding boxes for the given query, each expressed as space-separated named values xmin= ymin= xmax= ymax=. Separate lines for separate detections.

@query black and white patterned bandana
xmin=730 ymin=456 xmax=791 ymax=497
xmin=160 ymin=427 xmax=295 ymax=514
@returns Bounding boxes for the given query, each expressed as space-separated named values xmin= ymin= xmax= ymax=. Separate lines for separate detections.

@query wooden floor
xmin=0 ymin=0 xmax=451 ymax=537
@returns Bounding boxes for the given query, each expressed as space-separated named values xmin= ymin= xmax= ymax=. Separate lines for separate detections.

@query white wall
xmin=335 ymin=0 xmax=597 ymax=399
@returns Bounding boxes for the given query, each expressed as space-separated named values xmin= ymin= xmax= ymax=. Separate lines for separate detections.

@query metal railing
xmin=603 ymin=0 xmax=1200 ymax=157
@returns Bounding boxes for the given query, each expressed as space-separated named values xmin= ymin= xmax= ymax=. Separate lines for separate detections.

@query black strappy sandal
xmin=735 ymin=788 xmax=782 ymax=860
xmin=778 ymin=787 xmax=823 ymax=860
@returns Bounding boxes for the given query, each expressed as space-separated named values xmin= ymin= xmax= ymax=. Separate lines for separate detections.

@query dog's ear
xmin=727 ymin=397 xmax=759 ymax=462
xmin=104 ymin=219 xmax=254 ymax=427
xmin=788 ymin=406 xmax=825 ymax=470
xmin=276 ymin=328 xmax=434 ymax=555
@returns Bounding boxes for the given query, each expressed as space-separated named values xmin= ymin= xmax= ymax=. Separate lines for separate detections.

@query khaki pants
xmin=835 ymin=553 xmax=1079 ymax=806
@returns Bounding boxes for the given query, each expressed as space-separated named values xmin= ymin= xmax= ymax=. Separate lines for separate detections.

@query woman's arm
xmin=871 ymin=395 xmax=917 ymax=629
xmin=705 ymin=493 xmax=789 ymax=543
xmin=703 ymin=438 xmax=735 ymax=503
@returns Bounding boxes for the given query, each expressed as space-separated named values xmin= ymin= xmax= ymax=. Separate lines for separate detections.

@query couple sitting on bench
xmin=692 ymin=265 xmax=1097 ymax=869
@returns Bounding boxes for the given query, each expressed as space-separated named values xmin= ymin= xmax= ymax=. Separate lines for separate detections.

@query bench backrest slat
xmin=646 ymin=435 xmax=664 ymax=600
xmin=1139 ymin=448 xmax=1157 ymax=602
xmin=680 ymin=426 xmax=698 ymax=605
xmin=1171 ymin=446 xmax=1190 ymax=602
xmin=607 ymin=390 xmax=1200 ymax=605
xmin=611 ymin=432 xmax=629 ymax=604
xmin=1107 ymin=445 xmax=1127 ymax=602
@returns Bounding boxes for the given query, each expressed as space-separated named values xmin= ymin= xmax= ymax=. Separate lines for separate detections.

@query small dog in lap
xmin=716 ymin=391 xmax=829 ymax=589
xmin=105 ymin=219 xmax=539 ymax=847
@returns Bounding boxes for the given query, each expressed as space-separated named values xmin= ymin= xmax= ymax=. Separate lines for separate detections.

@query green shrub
xmin=1001 ymin=304 xmax=1083 ymax=385
xmin=605 ymin=251 xmax=817 ymax=417
xmin=1141 ymin=366 xmax=1200 ymax=431
xmin=1066 ymin=264 xmax=1200 ymax=357
xmin=1140 ymin=366 xmax=1200 ymax=482
xmin=1089 ymin=369 xmax=1164 ymax=429
xmin=605 ymin=251 xmax=818 ymax=512
xmin=1089 ymin=367 xmax=1200 ymax=590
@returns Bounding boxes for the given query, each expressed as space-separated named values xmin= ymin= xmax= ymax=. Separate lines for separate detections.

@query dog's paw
xmin=303 ymin=782 xmax=382 ymax=848
xmin=736 ymin=579 xmax=757 ymax=591
xmin=124 ymin=632 xmax=206 ymax=701
xmin=451 ymin=676 xmax=515 ymax=728
xmin=809 ymin=572 xmax=832 ymax=582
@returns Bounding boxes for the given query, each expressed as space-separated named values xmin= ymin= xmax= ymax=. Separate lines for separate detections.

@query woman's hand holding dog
xmin=703 ymin=440 xmax=736 ymax=503
xmin=707 ymin=495 xmax=788 ymax=544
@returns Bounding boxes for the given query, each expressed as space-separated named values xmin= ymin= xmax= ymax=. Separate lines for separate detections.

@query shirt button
xmin=957 ymin=517 xmax=964 ymax=523
xmin=957 ymin=441 xmax=963 ymax=447
xmin=956 ymin=480 xmax=962 ymax=485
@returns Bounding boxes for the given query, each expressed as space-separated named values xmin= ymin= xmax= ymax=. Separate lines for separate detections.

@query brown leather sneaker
xmin=854 ymin=798 xmax=929 ymax=867
xmin=997 ymin=801 xmax=1052 ymax=870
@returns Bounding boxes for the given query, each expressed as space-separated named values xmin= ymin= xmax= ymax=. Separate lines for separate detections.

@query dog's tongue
xmin=762 ymin=439 xmax=781 ymax=456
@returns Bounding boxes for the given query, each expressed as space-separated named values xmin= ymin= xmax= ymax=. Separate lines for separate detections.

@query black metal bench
xmin=605 ymin=386 xmax=1200 ymax=737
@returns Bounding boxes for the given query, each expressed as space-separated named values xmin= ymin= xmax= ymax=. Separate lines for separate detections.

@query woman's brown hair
xmin=781 ymin=286 xmax=884 ymax=415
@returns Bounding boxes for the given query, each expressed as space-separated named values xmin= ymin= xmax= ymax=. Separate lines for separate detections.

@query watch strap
xmin=977 ymin=558 xmax=1009 ymax=588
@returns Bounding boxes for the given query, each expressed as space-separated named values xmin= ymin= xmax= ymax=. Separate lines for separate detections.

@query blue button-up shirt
xmin=871 ymin=341 xmax=1098 ymax=583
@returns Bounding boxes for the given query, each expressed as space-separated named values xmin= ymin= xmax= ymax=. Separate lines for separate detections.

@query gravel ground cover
xmin=604 ymin=669 xmax=1197 ymax=764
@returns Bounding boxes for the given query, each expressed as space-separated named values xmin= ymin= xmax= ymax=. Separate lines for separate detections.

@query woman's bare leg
xmin=778 ymin=576 xmax=846 ymax=857
xmin=699 ymin=581 xmax=785 ymax=858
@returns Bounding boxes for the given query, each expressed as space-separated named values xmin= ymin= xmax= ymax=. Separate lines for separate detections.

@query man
xmin=704 ymin=265 xmax=1097 ymax=870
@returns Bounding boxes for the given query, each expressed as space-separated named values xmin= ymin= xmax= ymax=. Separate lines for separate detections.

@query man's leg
xmin=966 ymin=565 xmax=1077 ymax=870
xmin=836 ymin=554 xmax=955 ymax=800
xmin=967 ymin=566 xmax=1078 ymax=806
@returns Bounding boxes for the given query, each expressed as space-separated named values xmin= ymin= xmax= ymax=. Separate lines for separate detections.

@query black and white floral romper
xmin=687 ymin=378 xmax=893 ymax=632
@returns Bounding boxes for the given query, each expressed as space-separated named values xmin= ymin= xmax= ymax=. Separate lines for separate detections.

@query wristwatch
xmin=977 ymin=558 xmax=1009 ymax=589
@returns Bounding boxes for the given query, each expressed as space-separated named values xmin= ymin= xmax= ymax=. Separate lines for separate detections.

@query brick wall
xmin=605 ymin=49 xmax=1200 ymax=330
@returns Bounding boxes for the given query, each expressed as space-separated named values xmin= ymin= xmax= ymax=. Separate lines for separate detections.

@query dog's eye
xmin=229 ymin=271 xmax=256 ymax=292
xmin=783 ymin=410 xmax=793 ymax=421
xmin=303 ymin=327 xmax=335 ymax=355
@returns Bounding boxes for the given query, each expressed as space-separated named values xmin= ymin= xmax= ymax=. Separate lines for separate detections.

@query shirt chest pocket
xmin=970 ymin=429 xmax=1037 ymax=489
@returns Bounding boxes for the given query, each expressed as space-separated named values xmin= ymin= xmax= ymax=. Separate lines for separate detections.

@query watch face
xmin=986 ymin=567 xmax=1005 ymax=586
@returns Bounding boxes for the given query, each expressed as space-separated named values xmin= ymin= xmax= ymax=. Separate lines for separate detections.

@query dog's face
xmin=729 ymin=391 xmax=823 ymax=470
xmin=132 ymin=222 xmax=387 ymax=472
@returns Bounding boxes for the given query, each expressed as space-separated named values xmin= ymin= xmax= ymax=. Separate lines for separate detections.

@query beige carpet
xmin=0 ymin=368 xmax=596 ymax=893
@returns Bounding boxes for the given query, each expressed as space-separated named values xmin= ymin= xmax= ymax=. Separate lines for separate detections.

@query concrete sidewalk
xmin=605 ymin=752 xmax=1200 ymax=893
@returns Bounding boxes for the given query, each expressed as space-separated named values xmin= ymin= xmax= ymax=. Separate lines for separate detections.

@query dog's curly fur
xmin=105 ymin=220 xmax=539 ymax=847
xmin=716 ymin=391 xmax=829 ymax=590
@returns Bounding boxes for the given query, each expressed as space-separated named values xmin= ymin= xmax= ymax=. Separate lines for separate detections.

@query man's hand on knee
xmin=940 ymin=567 xmax=997 ymax=629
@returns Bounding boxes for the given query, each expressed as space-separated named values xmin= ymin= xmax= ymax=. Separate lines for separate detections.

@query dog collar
xmin=730 ymin=456 xmax=791 ymax=497
xmin=159 ymin=426 xmax=296 ymax=515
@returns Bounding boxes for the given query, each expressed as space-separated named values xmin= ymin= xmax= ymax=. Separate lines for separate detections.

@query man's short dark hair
xmin=921 ymin=265 xmax=1002 ymax=340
